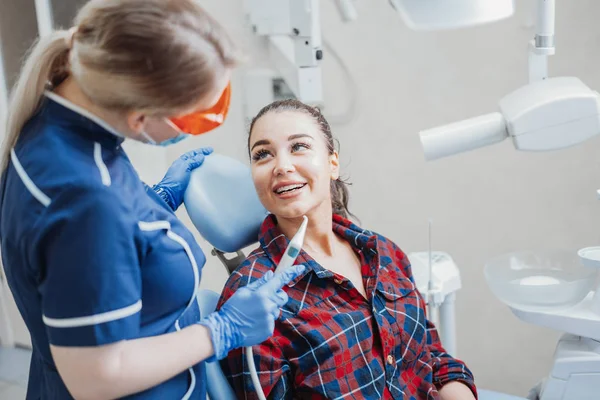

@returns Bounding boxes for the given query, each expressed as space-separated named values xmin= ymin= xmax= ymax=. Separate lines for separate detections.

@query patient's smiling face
xmin=248 ymin=110 xmax=339 ymax=220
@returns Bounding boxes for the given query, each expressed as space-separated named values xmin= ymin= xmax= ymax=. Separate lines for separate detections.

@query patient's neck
xmin=277 ymin=203 xmax=336 ymax=257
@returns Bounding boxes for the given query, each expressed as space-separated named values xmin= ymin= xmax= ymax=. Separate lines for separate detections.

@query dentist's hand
xmin=199 ymin=265 xmax=306 ymax=360
xmin=152 ymin=147 xmax=213 ymax=211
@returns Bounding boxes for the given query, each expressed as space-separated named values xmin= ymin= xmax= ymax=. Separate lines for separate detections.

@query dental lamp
xmin=243 ymin=0 xmax=515 ymax=105
xmin=388 ymin=0 xmax=514 ymax=31
xmin=419 ymin=0 xmax=600 ymax=161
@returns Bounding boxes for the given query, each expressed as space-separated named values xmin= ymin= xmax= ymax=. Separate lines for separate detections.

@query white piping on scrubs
xmin=42 ymin=300 xmax=142 ymax=328
xmin=10 ymin=93 xmax=123 ymax=207
xmin=10 ymin=149 xmax=51 ymax=207
xmin=43 ymin=91 xmax=125 ymax=139
xmin=138 ymin=220 xmax=171 ymax=231
xmin=165 ymin=230 xmax=200 ymax=308
xmin=138 ymin=220 xmax=201 ymax=398
xmin=94 ymin=142 xmax=112 ymax=186
xmin=137 ymin=221 xmax=200 ymax=309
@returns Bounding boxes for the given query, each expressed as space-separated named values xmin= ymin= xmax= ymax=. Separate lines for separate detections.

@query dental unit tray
xmin=484 ymin=247 xmax=600 ymax=400
xmin=409 ymin=251 xmax=462 ymax=306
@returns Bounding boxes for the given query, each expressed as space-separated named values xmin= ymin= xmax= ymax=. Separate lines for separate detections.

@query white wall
xmin=171 ymin=0 xmax=600 ymax=397
xmin=2 ymin=0 xmax=600 ymax=397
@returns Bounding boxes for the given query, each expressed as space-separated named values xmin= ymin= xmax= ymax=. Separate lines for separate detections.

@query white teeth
xmin=275 ymin=184 xmax=305 ymax=194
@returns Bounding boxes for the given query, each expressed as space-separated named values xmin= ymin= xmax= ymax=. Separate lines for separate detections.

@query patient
xmin=217 ymin=99 xmax=477 ymax=400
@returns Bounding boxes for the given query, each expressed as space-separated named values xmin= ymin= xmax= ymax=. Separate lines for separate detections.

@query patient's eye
xmin=291 ymin=142 xmax=311 ymax=153
xmin=252 ymin=149 xmax=271 ymax=161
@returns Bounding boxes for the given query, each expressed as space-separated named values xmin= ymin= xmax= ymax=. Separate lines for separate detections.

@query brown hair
xmin=248 ymin=99 xmax=354 ymax=220
xmin=2 ymin=0 xmax=241 ymax=168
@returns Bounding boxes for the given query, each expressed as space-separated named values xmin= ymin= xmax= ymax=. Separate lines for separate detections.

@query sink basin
xmin=484 ymin=250 xmax=598 ymax=312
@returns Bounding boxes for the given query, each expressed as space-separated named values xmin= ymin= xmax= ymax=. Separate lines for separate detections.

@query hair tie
xmin=65 ymin=26 xmax=79 ymax=49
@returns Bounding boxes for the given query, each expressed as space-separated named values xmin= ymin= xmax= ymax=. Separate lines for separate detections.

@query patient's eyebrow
xmin=250 ymin=133 xmax=314 ymax=152
xmin=250 ymin=139 xmax=270 ymax=151
xmin=288 ymin=133 xmax=313 ymax=141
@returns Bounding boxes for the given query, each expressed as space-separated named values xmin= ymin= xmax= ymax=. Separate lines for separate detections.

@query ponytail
xmin=2 ymin=30 xmax=71 ymax=170
xmin=331 ymin=178 xmax=352 ymax=220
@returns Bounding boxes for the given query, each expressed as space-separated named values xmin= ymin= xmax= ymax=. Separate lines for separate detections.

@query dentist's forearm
xmin=439 ymin=381 xmax=477 ymax=400
xmin=51 ymin=324 xmax=215 ymax=400
xmin=112 ymin=324 xmax=215 ymax=395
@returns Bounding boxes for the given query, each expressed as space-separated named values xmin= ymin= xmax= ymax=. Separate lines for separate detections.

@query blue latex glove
xmin=153 ymin=147 xmax=214 ymax=211
xmin=199 ymin=265 xmax=306 ymax=361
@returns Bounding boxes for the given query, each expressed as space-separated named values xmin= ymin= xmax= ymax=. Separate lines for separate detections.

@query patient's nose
xmin=273 ymin=154 xmax=295 ymax=176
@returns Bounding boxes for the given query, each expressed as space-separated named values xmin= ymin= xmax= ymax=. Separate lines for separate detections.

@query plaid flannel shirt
xmin=217 ymin=214 xmax=477 ymax=400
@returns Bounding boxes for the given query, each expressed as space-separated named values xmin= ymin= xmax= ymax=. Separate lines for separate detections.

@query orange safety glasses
xmin=168 ymin=83 xmax=232 ymax=136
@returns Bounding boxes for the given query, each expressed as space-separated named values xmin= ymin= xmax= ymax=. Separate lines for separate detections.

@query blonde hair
xmin=2 ymin=0 xmax=240 ymax=169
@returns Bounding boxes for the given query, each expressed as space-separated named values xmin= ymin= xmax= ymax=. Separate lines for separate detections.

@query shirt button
xmin=334 ymin=278 xmax=343 ymax=285
xmin=387 ymin=355 xmax=395 ymax=365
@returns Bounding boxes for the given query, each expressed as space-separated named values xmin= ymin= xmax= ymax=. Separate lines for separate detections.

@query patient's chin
xmin=270 ymin=203 xmax=309 ymax=220
xmin=273 ymin=208 xmax=306 ymax=220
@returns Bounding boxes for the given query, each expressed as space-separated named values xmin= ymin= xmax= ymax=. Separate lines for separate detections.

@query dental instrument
xmin=275 ymin=216 xmax=308 ymax=275
xmin=246 ymin=215 xmax=308 ymax=400
xmin=428 ymin=219 xmax=434 ymax=295
xmin=425 ymin=220 xmax=438 ymax=327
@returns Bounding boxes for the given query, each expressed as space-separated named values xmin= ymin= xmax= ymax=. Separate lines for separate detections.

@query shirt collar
xmin=258 ymin=214 xmax=379 ymax=287
xmin=42 ymin=91 xmax=126 ymax=148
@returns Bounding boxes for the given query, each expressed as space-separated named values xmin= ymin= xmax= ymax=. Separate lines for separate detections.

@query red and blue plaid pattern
xmin=217 ymin=214 xmax=477 ymax=399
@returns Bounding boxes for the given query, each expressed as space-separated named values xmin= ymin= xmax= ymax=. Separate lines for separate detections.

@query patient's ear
xmin=329 ymin=150 xmax=340 ymax=180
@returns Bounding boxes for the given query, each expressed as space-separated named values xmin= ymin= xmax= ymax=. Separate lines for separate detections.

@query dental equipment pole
xmin=0 ymin=37 xmax=8 ymax=139
xmin=426 ymin=220 xmax=436 ymax=320
xmin=243 ymin=0 xmax=324 ymax=105
xmin=246 ymin=216 xmax=308 ymax=400
xmin=425 ymin=220 xmax=457 ymax=356
xmin=34 ymin=0 xmax=54 ymax=38
xmin=0 ymin=5 xmax=15 ymax=348
xmin=529 ymin=0 xmax=555 ymax=82
xmin=428 ymin=220 xmax=433 ymax=294
xmin=334 ymin=0 xmax=358 ymax=22
xmin=438 ymin=293 xmax=457 ymax=357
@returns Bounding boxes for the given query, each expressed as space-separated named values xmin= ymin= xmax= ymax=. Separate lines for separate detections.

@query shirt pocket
xmin=376 ymin=279 xmax=427 ymax=367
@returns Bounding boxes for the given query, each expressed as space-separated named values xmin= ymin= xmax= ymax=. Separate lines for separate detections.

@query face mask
xmin=157 ymin=132 xmax=190 ymax=147
xmin=140 ymin=82 xmax=232 ymax=147
xmin=139 ymin=130 xmax=158 ymax=145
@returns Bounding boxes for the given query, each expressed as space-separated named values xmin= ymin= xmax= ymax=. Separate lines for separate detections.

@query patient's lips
xmin=273 ymin=181 xmax=307 ymax=199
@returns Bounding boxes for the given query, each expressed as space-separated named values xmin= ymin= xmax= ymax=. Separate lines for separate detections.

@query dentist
xmin=0 ymin=1 xmax=303 ymax=399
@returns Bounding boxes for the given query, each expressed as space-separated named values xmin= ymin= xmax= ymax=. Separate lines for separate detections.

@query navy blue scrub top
xmin=0 ymin=92 xmax=208 ymax=399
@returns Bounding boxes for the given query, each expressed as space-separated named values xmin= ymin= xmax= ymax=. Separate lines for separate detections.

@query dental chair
xmin=185 ymin=154 xmax=527 ymax=400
